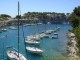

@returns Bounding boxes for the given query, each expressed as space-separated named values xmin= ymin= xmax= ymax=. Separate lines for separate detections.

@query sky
xmin=0 ymin=0 xmax=80 ymax=17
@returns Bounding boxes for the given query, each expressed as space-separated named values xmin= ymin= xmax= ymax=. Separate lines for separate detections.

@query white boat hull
xmin=26 ymin=47 xmax=43 ymax=54
xmin=7 ymin=51 xmax=27 ymax=60
xmin=51 ymin=36 xmax=58 ymax=39
xmin=54 ymin=33 xmax=58 ymax=35
xmin=25 ymin=40 xmax=40 ymax=45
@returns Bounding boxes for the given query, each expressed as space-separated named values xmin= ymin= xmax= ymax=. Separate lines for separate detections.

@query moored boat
xmin=1 ymin=29 xmax=7 ymax=31
xmin=54 ymin=33 xmax=58 ymax=35
xmin=26 ymin=47 xmax=43 ymax=54
xmin=25 ymin=40 xmax=40 ymax=45
xmin=7 ymin=2 xmax=27 ymax=60
xmin=7 ymin=50 xmax=27 ymax=60
xmin=51 ymin=35 xmax=58 ymax=39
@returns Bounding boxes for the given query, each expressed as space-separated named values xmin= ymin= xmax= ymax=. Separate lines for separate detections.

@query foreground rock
xmin=66 ymin=32 xmax=79 ymax=60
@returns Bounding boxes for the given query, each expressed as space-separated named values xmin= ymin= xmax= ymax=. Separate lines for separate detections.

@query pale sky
xmin=0 ymin=0 xmax=80 ymax=17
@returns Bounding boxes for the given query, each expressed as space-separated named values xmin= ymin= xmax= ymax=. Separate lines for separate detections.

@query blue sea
xmin=0 ymin=24 xmax=72 ymax=60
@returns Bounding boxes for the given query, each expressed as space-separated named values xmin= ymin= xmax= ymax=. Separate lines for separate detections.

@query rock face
xmin=6 ymin=20 xmax=39 ymax=25
xmin=0 ymin=21 xmax=7 ymax=27
xmin=6 ymin=17 xmax=69 ymax=25
xmin=0 ymin=17 xmax=69 ymax=27
xmin=66 ymin=32 xmax=79 ymax=60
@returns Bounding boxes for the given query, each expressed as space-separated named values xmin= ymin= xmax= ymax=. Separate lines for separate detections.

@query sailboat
xmin=26 ymin=15 xmax=44 ymax=54
xmin=26 ymin=35 xmax=40 ymax=41
xmin=25 ymin=39 xmax=40 ymax=45
xmin=50 ymin=14 xmax=59 ymax=39
xmin=7 ymin=2 xmax=27 ymax=60
xmin=41 ymin=19 xmax=54 ymax=37
xmin=9 ymin=26 xmax=17 ymax=30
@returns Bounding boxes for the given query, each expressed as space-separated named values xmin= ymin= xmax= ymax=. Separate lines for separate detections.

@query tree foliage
xmin=70 ymin=6 xmax=80 ymax=55
xmin=0 ymin=14 xmax=11 ymax=21
xmin=15 ymin=15 xmax=21 ymax=19
xmin=0 ymin=14 xmax=11 ymax=18
xmin=20 ymin=12 xmax=69 ymax=20
xmin=70 ymin=6 xmax=80 ymax=28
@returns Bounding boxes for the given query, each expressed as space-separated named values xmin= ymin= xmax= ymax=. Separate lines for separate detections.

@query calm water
xmin=0 ymin=24 xmax=72 ymax=60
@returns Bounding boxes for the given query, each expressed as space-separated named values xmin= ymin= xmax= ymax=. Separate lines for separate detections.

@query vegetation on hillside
xmin=20 ymin=12 xmax=70 ymax=20
xmin=70 ymin=6 xmax=80 ymax=28
xmin=14 ymin=12 xmax=70 ymax=24
xmin=0 ymin=12 xmax=70 ymax=24
xmin=0 ymin=14 xmax=11 ymax=21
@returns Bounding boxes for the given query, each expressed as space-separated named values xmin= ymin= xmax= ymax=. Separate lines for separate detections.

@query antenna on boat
xmin=18 ymin=1 xmax=20 ymax=58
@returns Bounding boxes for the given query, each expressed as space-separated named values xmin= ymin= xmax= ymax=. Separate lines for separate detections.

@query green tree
xmin=15 ymin=15 xmax=21 ymax=19
xmin=70 ymin=6 xmax=80 ymax=28
xmin=0 ymin=14 xmax=11 ymax=18
xmin=70 ymin=6 xmax=80 ymax=55
xmin=66 ymin=13 xmax=70 ymax=16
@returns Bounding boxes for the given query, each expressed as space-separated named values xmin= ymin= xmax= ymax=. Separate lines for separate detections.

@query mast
xmin=18 ymin=1 xmax=20 ymax=57
xmin=3 ymin=42 xmax=4 ymax=60
xmin=54 ymin=13 xmax=57 ymax=28
xmin=56 ymin=15 xmax=57 ymax=28
xmin=45 ymin=19 xmax=46 ymax=32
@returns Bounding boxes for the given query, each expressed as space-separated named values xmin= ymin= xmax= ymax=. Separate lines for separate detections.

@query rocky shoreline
xmin=0 ymin=21 xmax=7 ymax=27
xmin=66 ymin=32 xmax=79 ymax=60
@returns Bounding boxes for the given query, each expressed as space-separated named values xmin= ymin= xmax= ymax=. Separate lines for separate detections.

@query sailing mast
xmin=54 ymin=13 xmax=57 ymax=29
xmin=56 ymin=14 xmax=57 ymax=29
xmin=3 ymin=42 xmax=4 ymax=60
xmin=18 ymin=1 xmax=20 ymax=57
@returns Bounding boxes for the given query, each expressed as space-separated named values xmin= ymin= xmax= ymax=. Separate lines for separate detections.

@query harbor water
xmin=0 ymin=24 xmax=72 ymax=60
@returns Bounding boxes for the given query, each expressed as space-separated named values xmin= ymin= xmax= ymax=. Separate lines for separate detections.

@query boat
xmin=37 ymin=22 xmax=42 ymax=25
xmin=26 ymin=14 xmax=44 ymax=54
xmin=9 ymin=26 xmax=13 ymax=29
xmin=51 ymin=35 xmax=58 ymax=39
xmin=26 ymin=47 xmax=43 ymax=54
xmin=26 ymin=35 xmax=40 ymax=40
xmin=55 ymin=27 xmax=60 ymax=31
xmin=7 ymin=2 xmax=27 ymax=60
xmin=31 ymin=24 xmax=35 ymax=26
xmin=23 ymin=24 xmax=31 ymax=26
xmin=23 ymin=24 xmax=28 ymax=27
xmin=54 ymin=33 xmax=58 ymax=35
xmin=25 ymin=40 xmax=40 ymax=45
xmin=1 ymin=29 xmax=7 ymax=31
xmin=40 ymin=33 xmax=50 ymax=38
xmin=47 ymin=22 xmax=51 ymax=24
xmin=37 ymin=19 xmax=42 ymax=25
xmin=57 ymin=27 xmax=60 ymax=30
xmin=7 ymin=50 xmax=26 ymax=60
xmin=9 ymin=26 xmax=17 ymax=30
xmin=45 ymin=30 xmax=54 ymax=34
xmin=26 ymin=24 xmax=31 ymax=26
